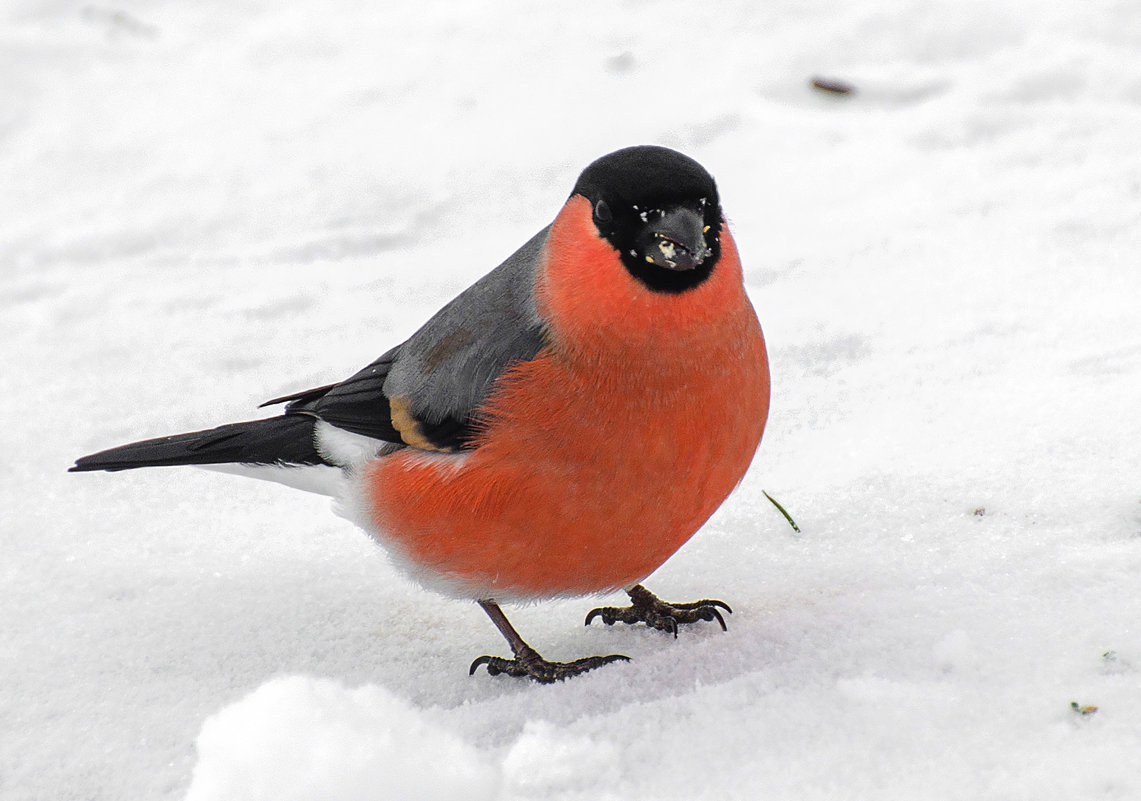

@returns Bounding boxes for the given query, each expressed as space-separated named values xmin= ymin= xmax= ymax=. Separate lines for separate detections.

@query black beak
xmin=636 ymin=206 xmax=709 ymax=271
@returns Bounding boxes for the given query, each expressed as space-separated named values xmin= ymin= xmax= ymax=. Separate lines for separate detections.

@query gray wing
xmin=269 ymin=226 xmax=550 ymax=452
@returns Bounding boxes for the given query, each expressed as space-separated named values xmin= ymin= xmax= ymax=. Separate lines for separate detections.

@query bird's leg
xmin=584 ymin=584 xmax=732 ymax=638
xmin=469 ymin=600 xmax=629 ymax=684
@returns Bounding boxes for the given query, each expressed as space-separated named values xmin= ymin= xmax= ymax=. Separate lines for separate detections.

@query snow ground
xmin=3 ymin=0 xmax=1140 ymax=799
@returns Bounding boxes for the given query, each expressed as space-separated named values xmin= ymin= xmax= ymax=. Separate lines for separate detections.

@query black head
xmin=571 ymin=145 xmax=722 ymax=293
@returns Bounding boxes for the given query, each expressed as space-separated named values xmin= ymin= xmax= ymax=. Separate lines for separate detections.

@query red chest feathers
xmin=364 ymin=207 xmax=770 ymax=600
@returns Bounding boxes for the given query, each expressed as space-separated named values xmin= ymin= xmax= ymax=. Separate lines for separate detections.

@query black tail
xmin=70 ymin=415 xmax=327 ymax=473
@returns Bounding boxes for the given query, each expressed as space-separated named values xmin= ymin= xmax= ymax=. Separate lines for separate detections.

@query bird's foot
xmin=469 ymin=643 xmax=629 ymax=684
xmin=584 ymin=584 xmax=732 ymax=638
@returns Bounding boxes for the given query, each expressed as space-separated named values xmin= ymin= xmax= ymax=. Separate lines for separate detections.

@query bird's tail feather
xmin=70 ymin=415 xmax=327 ymax=472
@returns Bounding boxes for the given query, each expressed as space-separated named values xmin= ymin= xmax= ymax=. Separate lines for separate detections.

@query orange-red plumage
xmin=365 ymin=195 xmax=769 ymax=599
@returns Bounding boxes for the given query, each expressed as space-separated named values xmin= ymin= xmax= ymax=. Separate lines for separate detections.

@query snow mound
xmin=184 ymin=677 xmax=499 ymax=801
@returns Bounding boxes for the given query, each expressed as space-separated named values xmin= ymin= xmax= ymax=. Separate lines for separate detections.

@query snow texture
xmin=3 ymin=0 xmax=1140 ymax=799
xmin=184 ymin=677 xmax=499 ymax=801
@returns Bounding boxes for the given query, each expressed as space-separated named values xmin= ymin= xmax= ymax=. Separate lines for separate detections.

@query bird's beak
xmin=637 ymin=206 xmax=710 ymax=271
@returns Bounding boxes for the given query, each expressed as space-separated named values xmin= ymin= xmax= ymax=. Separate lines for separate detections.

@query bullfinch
xmin=71 ymin=145 xmax=771 ymax=683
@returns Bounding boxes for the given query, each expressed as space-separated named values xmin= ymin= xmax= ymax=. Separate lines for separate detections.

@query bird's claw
xmin=584 ymin=585 xmax=732 ymax=638
xmin=469 ymin=644 xmax=629 ymax=684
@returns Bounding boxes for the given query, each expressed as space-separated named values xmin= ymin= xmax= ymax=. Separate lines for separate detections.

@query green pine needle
xmin=763 ymin=491 xmax=801 ymax=533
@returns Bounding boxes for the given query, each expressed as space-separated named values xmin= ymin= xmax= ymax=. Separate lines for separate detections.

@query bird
xmin=70 ymin=145 xmax=771 ymax=683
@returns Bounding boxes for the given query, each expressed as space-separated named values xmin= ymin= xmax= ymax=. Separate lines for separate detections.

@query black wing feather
xmin=281 ymin=350 xmax=403 ymax=443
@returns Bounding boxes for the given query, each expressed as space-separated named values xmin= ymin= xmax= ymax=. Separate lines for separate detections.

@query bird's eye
xmin=593 ymin=200 xmax=612 ymax=224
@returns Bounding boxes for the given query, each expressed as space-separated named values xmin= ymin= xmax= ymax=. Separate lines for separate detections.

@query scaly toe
xmin=584 ymin=586 xmax=733 ymax=636
xmin=470 ymin=651 xmax=629 ymax=683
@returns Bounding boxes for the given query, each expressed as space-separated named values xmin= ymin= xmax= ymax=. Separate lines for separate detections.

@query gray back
xmin=384 ymin=226 xmax=550 ymax=425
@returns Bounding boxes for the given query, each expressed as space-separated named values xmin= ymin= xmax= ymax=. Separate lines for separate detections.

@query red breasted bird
xmin=71 ymin=145 xmax=771 ymax=683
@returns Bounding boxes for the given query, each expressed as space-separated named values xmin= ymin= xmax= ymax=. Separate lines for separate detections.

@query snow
xmin=185 ymin=677 xmax=499 ymax=801
xmin=3 ymin=0 xmax=1140 ymax=799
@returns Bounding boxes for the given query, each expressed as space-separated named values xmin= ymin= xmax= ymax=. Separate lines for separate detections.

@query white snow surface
xmin=3 ymin=0 xmax=1141 ymax=799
